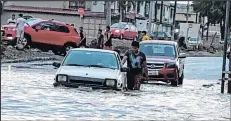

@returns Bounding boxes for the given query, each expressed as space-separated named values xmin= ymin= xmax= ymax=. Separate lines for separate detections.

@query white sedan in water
xmin=52 ymin=48 xmax=128 ymax=91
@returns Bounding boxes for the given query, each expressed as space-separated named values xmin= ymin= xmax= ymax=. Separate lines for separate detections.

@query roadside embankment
xmin=1 ymin=39 xmax=224 ymax=63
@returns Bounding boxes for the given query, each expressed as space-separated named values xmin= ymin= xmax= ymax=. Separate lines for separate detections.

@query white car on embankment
xmin=52 ymin=48 xmax=129 ymax=91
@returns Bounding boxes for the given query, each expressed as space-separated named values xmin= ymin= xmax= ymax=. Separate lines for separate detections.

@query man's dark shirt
xmin=125 ymin=50 xmax=146 ymax=74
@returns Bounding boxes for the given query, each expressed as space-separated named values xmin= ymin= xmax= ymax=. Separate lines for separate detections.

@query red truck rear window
xmin=74 ymin=28 xmax=78 ymax=34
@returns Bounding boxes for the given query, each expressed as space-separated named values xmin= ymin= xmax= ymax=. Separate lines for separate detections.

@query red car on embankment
xmin=2 ymin=18 xmax=81 ymax=55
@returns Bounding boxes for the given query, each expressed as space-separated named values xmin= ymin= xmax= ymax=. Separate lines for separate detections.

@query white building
xmin=175 ymin=3 xmax=199 ymax=23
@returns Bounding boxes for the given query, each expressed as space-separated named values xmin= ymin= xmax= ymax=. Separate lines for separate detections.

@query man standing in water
xmin=78 ymin=27 xmax=86 ymax=48
xmin=121 ymin=41 xmax=148 ymax=90
xmin=16 ymin=14 xmax=26 ymax=47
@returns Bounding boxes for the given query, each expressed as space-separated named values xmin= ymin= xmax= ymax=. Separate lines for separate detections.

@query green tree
xmin=192 ymin=1 xmax=228 ymax=39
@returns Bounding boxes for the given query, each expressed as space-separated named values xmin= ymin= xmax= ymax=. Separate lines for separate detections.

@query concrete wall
xmin=83 ymin=17 xmax=106 ymax=38
xmin=1 ymin=11 xmax=106 ymax=38
xmin=4 ymin=1 xmax=119 ymax=14
xmin=151 ymin=23 xmax=171 ymax=33
xmin=151 ymin=1 xmax=173 ymax=23
xmin=176 ymin=4 xmax=194 ymax=14
xmin=175 ymin=13 xmax=197 ymax=22
xmin=89 ymin=1 xmax=104 ymax=12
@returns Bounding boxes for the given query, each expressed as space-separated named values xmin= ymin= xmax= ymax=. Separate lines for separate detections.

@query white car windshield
xmin=140 ymin=43 xmax=176 ymax=58
xmin=63 ymin=50 xmax=119 ymax=69
xmin=111 ymin=23 xmax=125 ymax=28
xmin=25 ymin=19 xmax=42 ymax=26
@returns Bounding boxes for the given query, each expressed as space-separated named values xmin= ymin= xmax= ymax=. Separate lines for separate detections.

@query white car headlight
xmin=115 ymin=30 xmax=120 ymax=33
xmin=7 ymin=37 xmax=13 ymax=40
xmin=56 ymin=75 xmax=68 ymax=82
xmin=105 ymin=79 xmax=116 ymax=87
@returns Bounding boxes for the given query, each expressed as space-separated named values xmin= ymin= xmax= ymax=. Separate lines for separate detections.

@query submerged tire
xmin=53 ymin=82 xmax=59 ymax=87
xmin=170 ymin=71 xmax=179 ymax=86
xmin=178 ymin=73 xmax=184 ymax=85
xmin=63 ymin=43 xmax=77 ymax=55
xmin=52 ymin=49 xmax=61 ymax=55
xmin=16 ymin=35 xmax=31 ymax=50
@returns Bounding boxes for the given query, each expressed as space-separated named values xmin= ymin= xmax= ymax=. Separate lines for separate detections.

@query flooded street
xmin=1 ymin=57 xmax=230 ymax=120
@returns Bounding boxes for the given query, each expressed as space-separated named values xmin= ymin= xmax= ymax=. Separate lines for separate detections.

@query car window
xmin=130 ymin=25 xmax=137 ymax=31
xmin=140 ymin=43 xmax=176 ymax=58
xmin=115 ymin=53 xmax=122 ymax=66
xmin=26 ymin=19 xmax=42 ymax=26
xmin=152 ymin=32 xmax=165 ymax=37
xmin=63 ymin=50 xmax=119 ymax=69
xmin=23 ymin=16 xmax=33 ymax=20
xmin=34 ymin=22 xmax=57 ymax=31
xmin=56 ymin=25 xmax=70 ymax=33
xmin=74 ymin=28 xmax=78 ymax=34
xmin=158 ymin=32 xmax=165 ymax=37
xmin=165 ymin=32 xmax=171 ymax=37
xmin=111 ymin=23 xmax=125 ymax=28
xmin=124 ymin=24 xmax=130 ymax=30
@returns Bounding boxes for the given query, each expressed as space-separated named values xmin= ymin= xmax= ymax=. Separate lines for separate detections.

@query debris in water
xmin=202 ymin=84 xmax=214 ymax=88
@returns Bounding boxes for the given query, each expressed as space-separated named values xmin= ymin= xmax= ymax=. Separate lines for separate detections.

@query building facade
xmin=1 ymin=1 xmax=110 ymax=38
xmin=1 ymin=1 xmax=174 ymax=36
xmin=175 ymin=3 xmax=199 ymax=23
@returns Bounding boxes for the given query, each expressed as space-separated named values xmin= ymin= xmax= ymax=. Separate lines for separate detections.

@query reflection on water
xmin=1 ymin=57 xmax=230 ymax=120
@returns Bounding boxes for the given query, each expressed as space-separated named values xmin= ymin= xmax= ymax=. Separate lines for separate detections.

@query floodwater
xmin=1 ymin=57 xmax=230 ymax=120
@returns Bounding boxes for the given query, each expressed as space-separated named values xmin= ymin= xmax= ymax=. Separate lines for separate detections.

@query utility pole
xmin=160 ymin=1 xmax=163 ymax=24
xmin=185 ymin=1 xmax=189 ymax=45
xmin=206 ymin=9 xmax=209 ymax=41
xmin=105 ymin=1 xmax=111 ymax=26
xmin=154 ymin=1 xmax=157 ymax=22
xmin=135 ymin=1 xmax=138 ymax=14
xmin=118 ymin=2 xmax=122 ymax=22
xmin=221 ymin=0 xmax=230 ymax=93
xmin=0 ymin=1 xmax=2 ymax=15
xmin=227 ymin=1 xmax=231 ymax=94
xmin=171 ymin=1 xmax=177 ymax=41
xmin=148 ymin=1 xmax=154 ymax=36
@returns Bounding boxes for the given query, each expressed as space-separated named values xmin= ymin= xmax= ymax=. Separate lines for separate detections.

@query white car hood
xmin=56 ymin=66 xmax=120 ymax=79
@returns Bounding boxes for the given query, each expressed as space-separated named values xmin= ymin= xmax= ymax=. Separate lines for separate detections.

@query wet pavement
xmin=1 ymin=57 xmax=230 ymax=120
